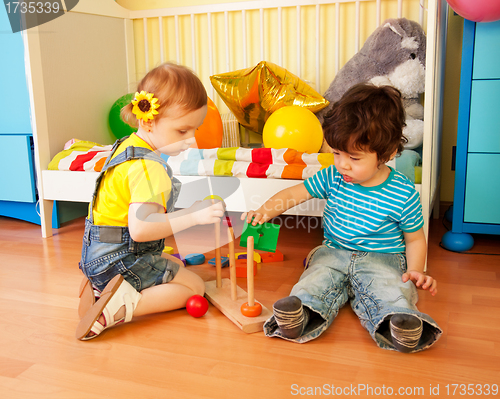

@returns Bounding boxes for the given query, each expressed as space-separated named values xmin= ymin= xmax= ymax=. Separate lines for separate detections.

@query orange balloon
xmin=192 ymin=97 xmax=224 ymax=149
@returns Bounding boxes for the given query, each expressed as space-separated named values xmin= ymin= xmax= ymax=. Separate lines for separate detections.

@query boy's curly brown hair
xmin=322 ymin=83 xmax=407 ymax=164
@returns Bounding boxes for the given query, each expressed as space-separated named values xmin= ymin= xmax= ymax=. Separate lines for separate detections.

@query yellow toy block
xmin=163 ymin=246 xmax=174 ymax=254
xmin=228 ymin=252 xmax=261 ymax=263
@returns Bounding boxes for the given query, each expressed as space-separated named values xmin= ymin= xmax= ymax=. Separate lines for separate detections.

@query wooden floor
xmin=1 ymin=211 xmax=499 ymax=399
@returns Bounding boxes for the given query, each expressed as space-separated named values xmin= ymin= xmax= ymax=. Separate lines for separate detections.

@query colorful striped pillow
xmin=167 ymin=147 xmax=335 ymax=180
xmin=48 ymin=140 xmax=112 ymax=172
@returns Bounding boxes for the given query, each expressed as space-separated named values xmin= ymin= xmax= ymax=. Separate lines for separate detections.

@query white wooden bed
xmin=24 ymin=0 xmax=448 ymax=241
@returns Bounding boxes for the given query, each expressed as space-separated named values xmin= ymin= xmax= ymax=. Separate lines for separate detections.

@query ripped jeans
xmin=263 ymin=246 xmax=442 ymax=352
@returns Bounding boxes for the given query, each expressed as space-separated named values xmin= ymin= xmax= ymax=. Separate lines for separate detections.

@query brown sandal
xmin=75 ymin=275 xmax=142 ymax=340
xmin=78 ymin=277 xmax=101 ymax=319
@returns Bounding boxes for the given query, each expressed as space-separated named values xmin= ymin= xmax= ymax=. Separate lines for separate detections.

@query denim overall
xmin=264 ymin=245 xmax=443 ymax=352
xmin=79 ymin=137 xmax=181 ymax=292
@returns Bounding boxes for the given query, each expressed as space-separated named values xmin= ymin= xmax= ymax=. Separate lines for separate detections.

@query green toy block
xmin=239 ymin=221 xmax=261 ymax=247
xmin=240 ymin=220 xmax=280 ymax=252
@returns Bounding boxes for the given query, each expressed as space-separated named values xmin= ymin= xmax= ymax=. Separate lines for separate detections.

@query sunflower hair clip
xmin=131 ymin=91 xmax=160 ymax=122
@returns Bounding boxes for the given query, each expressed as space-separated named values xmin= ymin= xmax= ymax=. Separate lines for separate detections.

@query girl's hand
xmin=188 ymin=200 xmax=224 ymax=225
xmin=241 ymin=210 xmax=266 ymax=226
xmin=402 ymin=271 xmax=438 ymax=296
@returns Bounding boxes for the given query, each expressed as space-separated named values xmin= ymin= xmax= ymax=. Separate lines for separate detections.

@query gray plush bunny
xmin=316 ymin=18 xmax=426 ymax=152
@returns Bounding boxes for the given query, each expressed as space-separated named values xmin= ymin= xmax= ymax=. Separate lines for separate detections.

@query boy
xmin=243 ymin=84 xmax=441 ymax=352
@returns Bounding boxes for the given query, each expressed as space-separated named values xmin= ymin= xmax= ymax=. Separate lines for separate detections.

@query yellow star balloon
xmin=210 ymin=61 xmax=329 ymax=134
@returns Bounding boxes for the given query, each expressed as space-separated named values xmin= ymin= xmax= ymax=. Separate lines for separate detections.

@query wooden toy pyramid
xmin=204 ymin=205 xmax=272 ymax=333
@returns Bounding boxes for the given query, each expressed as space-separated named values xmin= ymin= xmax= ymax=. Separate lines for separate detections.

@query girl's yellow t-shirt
xmin=91 ymin=134 xmax=172 ymax=226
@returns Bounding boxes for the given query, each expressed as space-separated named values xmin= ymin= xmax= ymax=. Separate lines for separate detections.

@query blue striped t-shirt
xmin=304 ymin=165 xmax=424 ymax=253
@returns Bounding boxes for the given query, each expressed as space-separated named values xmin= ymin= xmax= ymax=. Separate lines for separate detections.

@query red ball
xmin=186 ymin=295 xmax=209 ymax=318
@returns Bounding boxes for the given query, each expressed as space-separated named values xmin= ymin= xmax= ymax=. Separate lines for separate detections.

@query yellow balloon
xmin=263 ymin=106 xmax=324 ymax=154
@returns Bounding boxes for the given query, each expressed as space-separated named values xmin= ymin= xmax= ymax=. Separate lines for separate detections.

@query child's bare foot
xmin=84 ymin=305 xmax=126 ymax=338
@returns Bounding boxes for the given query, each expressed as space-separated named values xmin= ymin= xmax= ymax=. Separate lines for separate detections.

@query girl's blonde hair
xmin=121 ymin=62 xmax=207 ymax=128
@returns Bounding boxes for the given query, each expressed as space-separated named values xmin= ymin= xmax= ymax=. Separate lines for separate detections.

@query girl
xmin=76 ymin=63 xmax=224 ymax=340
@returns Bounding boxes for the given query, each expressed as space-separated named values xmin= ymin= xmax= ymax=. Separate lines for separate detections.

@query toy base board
xmin=205 ymin=278 xmax=272 ymax=333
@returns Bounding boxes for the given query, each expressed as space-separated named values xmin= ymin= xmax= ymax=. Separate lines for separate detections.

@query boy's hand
xmin=241 ymin=211 xmax=266 ymax=226
xmin=188 ymin=200 xmax=224 ymax=225
xmin=402 ymin=271 xmax=438 ymax=296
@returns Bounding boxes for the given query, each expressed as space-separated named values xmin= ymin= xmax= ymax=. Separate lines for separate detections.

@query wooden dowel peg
xmin=227 ymin=226 xmax=237 ymax=301
xmin=240 ymin=235 xmax=262 ymax=318
xmin=215 ymin=220 xmax=222 ymax=288
xmin=247 ymin=236 xmax=255 ymax=306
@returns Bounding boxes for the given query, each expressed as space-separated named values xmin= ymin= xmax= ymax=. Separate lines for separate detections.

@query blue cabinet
xmin=443 ymin=19 xmax=500 ymax=251
xmin=468 ymin=80 xmax=500 ymax=153
xmin=0 ymin=135 xmax=36 ymax=202
xmin=0 ymin=6 xmax=39 ymax=222
xmin=0 ymin=7 xmax=88 ymax=227
xmin=472 ymin=22 xmax=500 ymax=79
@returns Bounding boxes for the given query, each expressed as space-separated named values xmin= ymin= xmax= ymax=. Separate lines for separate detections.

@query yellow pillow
xmin=210 ymin=61 xmax=329 ymax=134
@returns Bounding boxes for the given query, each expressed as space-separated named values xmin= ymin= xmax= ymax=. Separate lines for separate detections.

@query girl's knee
xmin=191 ymin=274 xmax=205 ymax=296
xmin=174 ymin=268 xmax=205 ymax=296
